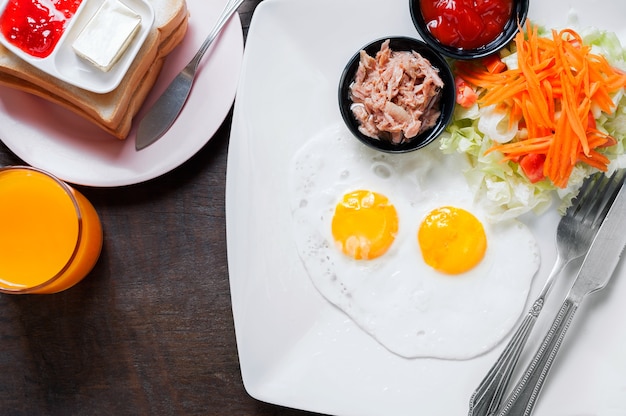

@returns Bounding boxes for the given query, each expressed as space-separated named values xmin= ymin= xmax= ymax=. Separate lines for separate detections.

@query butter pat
xmin=73 ymin=0 xmax=142 ymax=72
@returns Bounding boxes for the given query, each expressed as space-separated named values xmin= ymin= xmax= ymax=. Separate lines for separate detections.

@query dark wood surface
xmin=0 ymin=1 xmax=321 ymax=415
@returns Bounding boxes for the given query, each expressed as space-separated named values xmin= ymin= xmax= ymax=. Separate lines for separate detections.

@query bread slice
xmin=0 ymin=0 xmax=189 ymax=139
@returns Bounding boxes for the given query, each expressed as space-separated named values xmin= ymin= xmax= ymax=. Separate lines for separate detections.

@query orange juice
xmin=0 ymin=166 xmax=102 ymax=294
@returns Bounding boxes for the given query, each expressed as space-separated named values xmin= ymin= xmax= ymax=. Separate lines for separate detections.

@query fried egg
xmin=289 ymin=124 xmax=540 ymax=359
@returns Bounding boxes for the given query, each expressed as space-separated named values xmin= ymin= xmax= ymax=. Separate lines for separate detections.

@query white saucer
xmin=0 ymin=0 xmax=244 ymax=187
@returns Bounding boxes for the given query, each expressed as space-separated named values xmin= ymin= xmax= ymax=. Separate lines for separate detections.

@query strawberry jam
xmin=0 ymin=0 xmax=82 ymax=58
xmin=420 ymin=0 xmax=513 ymax=50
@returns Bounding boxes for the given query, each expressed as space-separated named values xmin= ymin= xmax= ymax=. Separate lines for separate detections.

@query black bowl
xmin=409 ymin=0 xmax=529 ymax=60
xmin=338 ymin=36 xmax=456 ymax=154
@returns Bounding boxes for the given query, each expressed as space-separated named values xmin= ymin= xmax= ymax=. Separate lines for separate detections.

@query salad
xmin=440 ymin=19 xmax=626 ymax=221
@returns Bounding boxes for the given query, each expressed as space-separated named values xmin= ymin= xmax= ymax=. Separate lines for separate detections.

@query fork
xmin=468 ymin=169 xmax=626 ymax=416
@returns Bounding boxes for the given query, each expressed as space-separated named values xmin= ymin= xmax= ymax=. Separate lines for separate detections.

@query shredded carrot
xmin=454 ymin=20 xmax=626 ymax=188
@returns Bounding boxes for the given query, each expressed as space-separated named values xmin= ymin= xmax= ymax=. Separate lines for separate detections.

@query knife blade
xmin=135 ymin=69 xmax=193 ymax=150
xmin=496 ymin=176 xmax=626 ymax=416
xmin=135 ymin=0 xmax=243 ymax=151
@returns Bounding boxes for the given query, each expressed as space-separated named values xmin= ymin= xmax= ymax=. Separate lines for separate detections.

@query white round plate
xmin=0 ymin=0 xmax=243 ymax=187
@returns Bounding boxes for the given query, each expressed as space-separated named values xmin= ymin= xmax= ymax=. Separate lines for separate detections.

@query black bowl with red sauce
xmin=338 ymin=37 xmax=456 ymax=154
xmin=409 ymin=0 xmax=529 ymax=60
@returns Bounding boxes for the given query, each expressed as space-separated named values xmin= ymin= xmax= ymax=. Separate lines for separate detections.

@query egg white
xmin=289 ymin=124 xmax=540 ymax=359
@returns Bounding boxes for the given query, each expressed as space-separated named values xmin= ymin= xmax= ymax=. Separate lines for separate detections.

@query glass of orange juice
xmin=0 ymin=166 xmax=103 ymax=294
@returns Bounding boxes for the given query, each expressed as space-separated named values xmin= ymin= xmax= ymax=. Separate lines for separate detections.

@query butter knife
xmin=135 ymin=0 xmax=244 ymax=151
xmin=495 ymin=178 xmax=626 ymax=416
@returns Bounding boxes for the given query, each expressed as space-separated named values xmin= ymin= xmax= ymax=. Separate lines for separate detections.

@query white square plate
xmin=226 ymin=0 xmax=626 ymax=414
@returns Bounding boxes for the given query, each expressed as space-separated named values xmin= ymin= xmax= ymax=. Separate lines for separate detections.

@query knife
xmin=495 ymin=177 xmax=626 ymax=416
xmin=135 ymin=0 xmax=243 ymax=151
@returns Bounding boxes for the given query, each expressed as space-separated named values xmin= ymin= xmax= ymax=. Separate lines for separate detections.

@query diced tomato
xmin=519 ymin=153 xmax=546 ymax=183
xmin=481 ymin=54 xmax=506 ymax=74
xmin=587 ymin=111 xmax=597 ymax=130
xmin=455 ymin=77 xmax=478 ymax=108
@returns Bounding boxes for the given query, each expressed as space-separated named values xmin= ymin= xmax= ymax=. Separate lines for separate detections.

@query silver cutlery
xmin=135 ymin=0 xmax=244 ymax=150
xmin=468 ymin=169 xmax=626 ymax=416
xmin=495 ymin=170 xmax=626 ymax=416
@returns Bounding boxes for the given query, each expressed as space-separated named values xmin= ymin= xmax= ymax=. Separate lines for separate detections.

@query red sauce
xmin=420 ymin=0 xmax=513 ymax=50
xmin=0 ymin=0 xmax=82 ymax=58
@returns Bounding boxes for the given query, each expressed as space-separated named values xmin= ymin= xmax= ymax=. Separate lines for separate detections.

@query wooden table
xmin=0 ymin=1 xmax=320 ymax=414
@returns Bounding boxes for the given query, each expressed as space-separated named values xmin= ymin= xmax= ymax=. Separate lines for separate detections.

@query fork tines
xmin=568 ymin=169 xmax=626 ymax=227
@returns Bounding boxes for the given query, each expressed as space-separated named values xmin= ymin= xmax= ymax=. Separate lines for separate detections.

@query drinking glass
xmin=0 ymin=166 xmax=103 ymax=294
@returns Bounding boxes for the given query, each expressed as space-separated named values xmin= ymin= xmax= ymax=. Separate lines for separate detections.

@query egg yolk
xmin=418 ymin=206 xmax=487 ymax=274
xmin=332 ymin=190 xmax=398 ymax=260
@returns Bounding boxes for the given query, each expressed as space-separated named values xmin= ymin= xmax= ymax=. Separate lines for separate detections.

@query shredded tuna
xmin=349 ymin=39 xmax=444 ymax=144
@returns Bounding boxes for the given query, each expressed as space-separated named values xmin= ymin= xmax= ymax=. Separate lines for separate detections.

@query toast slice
xmin=0 ymin=0 xmax=189 ymax=139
